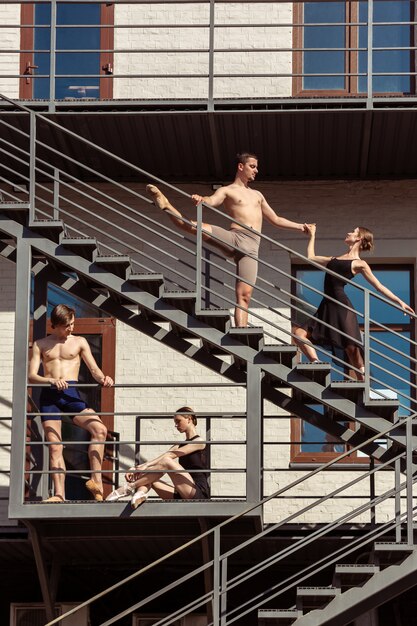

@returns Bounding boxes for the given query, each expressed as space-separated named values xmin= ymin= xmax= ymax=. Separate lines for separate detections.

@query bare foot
xmin=146 ymin=184 xmax=171 ymax=211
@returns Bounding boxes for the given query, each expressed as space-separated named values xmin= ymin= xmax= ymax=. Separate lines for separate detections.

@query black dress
xmin=304 ymin=257 xmax=363 ymax=356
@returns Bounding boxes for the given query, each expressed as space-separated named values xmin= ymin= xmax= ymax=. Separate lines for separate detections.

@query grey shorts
xmin=210 ymin=226 xmax=261 ymax=286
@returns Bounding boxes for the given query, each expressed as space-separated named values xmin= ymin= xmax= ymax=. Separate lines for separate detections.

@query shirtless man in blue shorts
xmin=28 ymin=304 xmax=113 ymax=502
xmin=147 ymin=152 xmax=308 ymax=327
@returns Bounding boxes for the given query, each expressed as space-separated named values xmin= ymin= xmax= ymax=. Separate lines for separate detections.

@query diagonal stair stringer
xmin=292 ymin=546 xmax=417 ymax=626
xmin=1 ymin=215 xmax=415 ymax=468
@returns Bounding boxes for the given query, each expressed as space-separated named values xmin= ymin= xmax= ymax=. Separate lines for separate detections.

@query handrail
xmin=44 ymin=409 xmax=417 ymax=625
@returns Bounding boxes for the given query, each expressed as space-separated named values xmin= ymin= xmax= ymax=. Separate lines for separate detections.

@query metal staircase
xmin=1 ymin=94 xmax=417 ymax=625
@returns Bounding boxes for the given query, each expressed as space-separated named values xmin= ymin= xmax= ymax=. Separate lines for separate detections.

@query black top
xmin=177 ymin=435 xmax=209 ymax=498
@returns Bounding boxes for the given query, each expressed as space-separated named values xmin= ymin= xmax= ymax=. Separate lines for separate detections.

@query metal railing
xmin=1 ymin=92 xmax=415 ymax=416
xmin=0 ymin=0 xmax=417 ymax=111
xmin=41 ymin=411 xmax=417 ymax=625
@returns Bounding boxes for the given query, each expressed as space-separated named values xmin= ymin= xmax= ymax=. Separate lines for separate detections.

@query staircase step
xmin=196 ymin=309 xmax=231 ymax=333
xmin=263 ymin=345 xmax=298 ymax=367
xmin=30 ymin=219 xmax=65 ymax=243
xmin=258 ymin=608 xmax=301 ymax=625
xmin=128 ymin=273 xmax=164 ymax=297
xmin=333 ymin=563 xmax=379 ymax=588
xmin=374 ymin=542 xmax=414 ymax=566
xmin=163 ymin=291 xmax=196 ymax=314
xmin=296 ymin=586 xmax=340 ymax=611
xmin=330 ymin=381 xmax=365 ymax=402
xmin=0 ymin=201 xmax=29 ymax=224
xmin=96 ymin=255 xmax=132 ymax=279
xmin=61 ymin=237 xmax=97 ymax=261
xmin=294 ymin=363 xmax=331 ymax=386
xmin=0 ymin=240 xmax=16 ymax=263
xmin=228 ymin=326 xmax=264 ymax=350
xmin=363 ymin=399 xmax=398 ymax=421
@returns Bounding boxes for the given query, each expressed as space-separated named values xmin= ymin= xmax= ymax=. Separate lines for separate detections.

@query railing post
xmin=49 ymin=0 xmax=57 ymax=112
xmin=220 ymin=555 xmax=228 ymax=626
xmin=394 ymin=456 xmax=402 ymax=543
xmin=212 ymin=526 xmax=221 ymax=624
xmin=29 ymin=111 xmax=36 ymax=222
xmin=208 ymin=0 xmax=215 ymax=111
xmin=53 ymin=168 xmax=60 ymax=220
xmin=406 ymin=415 xmax=413 ymax=545
xmin=246 ymin=363 xmax=263 ymax=503
xmin=195 ymin=201 xmax=203 ymax=313
xmin=363 ymin=290 xmax=371 ymax=401
xmin=9 ymin=239 xmax=32 ymax=517
xmin=367 ymin=0 xmax=373 ymax=109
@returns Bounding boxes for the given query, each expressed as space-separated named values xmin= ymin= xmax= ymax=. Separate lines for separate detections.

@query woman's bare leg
xmin=293 ymin=326 xmax=319 ymax=362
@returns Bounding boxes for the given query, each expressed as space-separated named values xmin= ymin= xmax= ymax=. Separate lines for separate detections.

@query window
xmin=293 ymin=1 xmax=415 ymax=96
xmin=20 ymin=3 xmax=114 ymax=100
xmin=291 ymin=264 xmax=414 ymax=463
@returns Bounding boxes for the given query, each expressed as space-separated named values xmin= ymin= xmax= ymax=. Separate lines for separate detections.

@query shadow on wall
xmin=0 ymin=256 xmax=16 ymax=313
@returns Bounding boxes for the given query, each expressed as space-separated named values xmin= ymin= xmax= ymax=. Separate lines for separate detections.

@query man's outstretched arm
xmin=261 ymin=196 xmax=307 ymax=232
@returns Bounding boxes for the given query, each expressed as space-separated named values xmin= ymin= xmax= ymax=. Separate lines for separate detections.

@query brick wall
xmin=0 ymin=4 xmax=20 ymax=98
xmin=1 ymin=178 xmax=416 ymax=525
xmin=0 ymin=256 xmax=16 ymax=526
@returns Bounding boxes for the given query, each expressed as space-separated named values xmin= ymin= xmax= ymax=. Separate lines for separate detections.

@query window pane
xmin=303 ymin=2 xmax=346 ymax=90
xmin=359 ymin=1 xmax=412 ymax=93
xmin=370 ymin=331 xmax=411 ymax=416
xmin=301 ymin=405 xmax=347 ymax=453
xmin=34 ymin=4 xmax=101 ymax=100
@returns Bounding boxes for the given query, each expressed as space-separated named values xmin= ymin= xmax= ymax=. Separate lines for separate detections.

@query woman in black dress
xmin=106 ymin=406 xmax=209 ymax=509
xmin=293 ymin=225 xmax=414 ymax=379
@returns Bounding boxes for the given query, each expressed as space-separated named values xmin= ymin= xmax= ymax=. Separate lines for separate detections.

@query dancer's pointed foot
xmin=146 ymin=184 xmax=171 ymax=211
xmin=105 ymin=483 xmax=135 ymax=502
xmin=85 ymin=479 xmax=104 ymax=502
xmin=130 ymin=489 xmax=148 ymax=510
xmin=41 ymin=495 xmax=65 ymax=503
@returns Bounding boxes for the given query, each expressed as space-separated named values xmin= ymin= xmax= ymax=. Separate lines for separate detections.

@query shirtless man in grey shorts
xmin=147 ymin=152 xmax=308 ymax=327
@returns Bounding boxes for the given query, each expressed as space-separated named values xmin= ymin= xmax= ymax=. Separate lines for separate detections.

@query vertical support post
xmin=9 ymin=239 xmax=32 ymax=518
xmin=32 ymin=267 xmax=49 ymax=499
xmin=406 ymin=415 xmax=413 ymax=545
xmin=369 ymin=458 xmax=375 ymax=526
xmin=394 ymin=456 xmax=402 ymax=543
xmin=212 ymin=526 xmax=221 ymax=625
xmin=29 ymin=111 xmax=36 ymax=222
xmin=49 ymin=0 xmax=57 ymax=112
xmin=363 ymin=290 xmax=370 ymax=401
xmin=366 ymin=0 xmax=373 ymax=109
xmin=195 ymin=201 xmax=203 ymax=313
xmin=208 ymin=0 xmax=215 ymax=111
xmin=246 ymin=363 xmax=263 ymax=503
xmin=26 ymin=522 xmax=55 ymax=622
xmin=53 ymin=168 xmax=60 ymax=220
xmin=220 ymin=555 xmax=228 ymax=626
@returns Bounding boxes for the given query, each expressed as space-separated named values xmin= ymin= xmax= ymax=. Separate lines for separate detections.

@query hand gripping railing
xmin=1 ymin=91 xmax=416 ymax=417
xmin=42 ymin=411 xmax=417 ymax=626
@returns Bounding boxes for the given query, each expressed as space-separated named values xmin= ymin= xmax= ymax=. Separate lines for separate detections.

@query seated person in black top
xmin=106 ymin=406 xmax=209 ymax=509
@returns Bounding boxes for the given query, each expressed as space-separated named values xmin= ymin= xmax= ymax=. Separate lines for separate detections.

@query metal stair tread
xmin=297 ymin=587 xmax=340 ymax=597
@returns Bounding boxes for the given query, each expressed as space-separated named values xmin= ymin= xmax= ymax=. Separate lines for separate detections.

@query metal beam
xmin=25 ymin=521 xmax=55 ymax=623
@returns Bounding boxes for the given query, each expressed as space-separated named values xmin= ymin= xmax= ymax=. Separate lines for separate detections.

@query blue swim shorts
xmin=39 ymin=381 xmax=88 ymax=422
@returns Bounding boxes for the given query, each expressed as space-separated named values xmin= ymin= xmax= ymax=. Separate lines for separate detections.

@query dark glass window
xmin=298 ymin=1 xmax=414 ymax=95
xmin=303 ymin=2 xmax=346 ymax=91
xmin=34 ymin=4 xmax=101 ymax=100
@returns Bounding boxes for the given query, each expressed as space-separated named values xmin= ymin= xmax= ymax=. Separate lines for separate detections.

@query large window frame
xmin=20 ymin=3 xmax=114 ymax=100
xmin=293 ymin=1 xmax=417 ymax=97
xmin=290 ymin=263 xmax=415 ymax=465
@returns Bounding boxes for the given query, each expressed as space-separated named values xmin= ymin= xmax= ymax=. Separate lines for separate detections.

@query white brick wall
xmin=0 ymin=4 xmax=20 ymax=98
xmin=0 ymin=256 xmax=16 ymax=526
xmin=114 ymin=3 xmax=292 ymax=100
xmin=1 ymin=178 xmax=417 ymax=526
